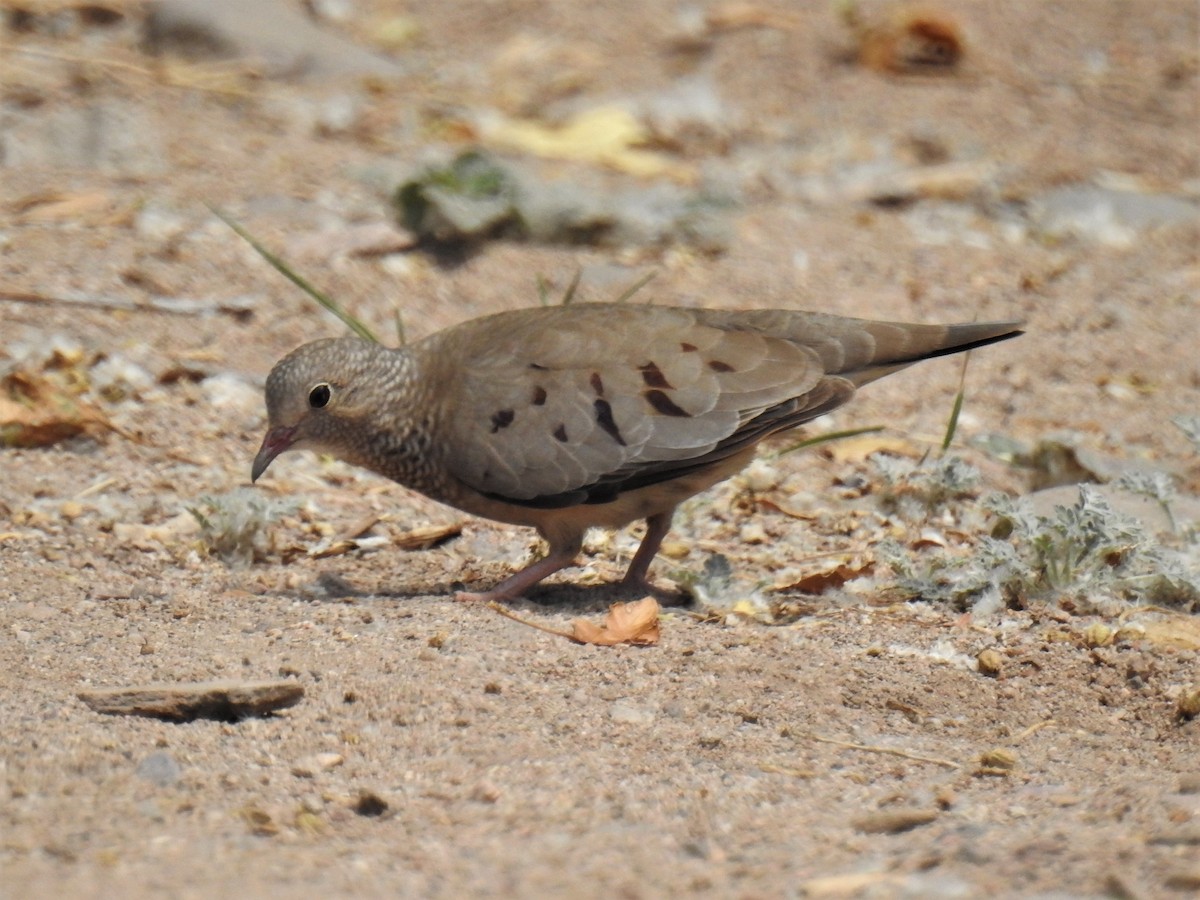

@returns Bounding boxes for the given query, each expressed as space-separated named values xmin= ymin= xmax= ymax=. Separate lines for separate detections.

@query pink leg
xmin=455 ymin=535 xmax=582 ymax=603
xmin=620 ymin=510 xmax=675 ymax=592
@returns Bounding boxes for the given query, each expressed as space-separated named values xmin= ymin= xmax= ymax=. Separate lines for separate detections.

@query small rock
xmin=1177 ymin=774 xmax=1200 ymax=795
xmin=852 ymin=808 xmax=938 ymax=834
xmin=470 ymin=780 xmax=501 ymax=804
xmin=610 ymin=699 xmax=656 ymax=726
xmin=1148 ymin=828 xmax=1200 ymax=846
xmin=59 ymin=501 xmax=84 ymax=521
xmin=144 ymin=0 xmax=401 ymax=78
xmin=741 ymin=459 xmax=781 ymax=492
xmin=1 ymin=102 xmax=166 ymax=175
xmin=1164 ymin=869 xmax=1200 ymax=890
xmin=976 ymin=648 xmax=1003 ymax=677
xmin=1177 ymin=687 xmax=1200 ymax=720
xmin=1083 ymin=622 xmax=1114 ymax=648
xmin=136 ymin=751 xmax=182 ymax=787
xmin=1028 ymin=185 xmax=1200 ymax=247
xmin=200 ymin=373 xmax=261 ymax=416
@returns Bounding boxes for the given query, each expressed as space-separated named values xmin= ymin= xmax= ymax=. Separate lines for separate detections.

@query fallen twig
xmin=808 ymin=734 xmax=959 ymax=769
xmin=0 ymin=289 xmax=256 ymax=320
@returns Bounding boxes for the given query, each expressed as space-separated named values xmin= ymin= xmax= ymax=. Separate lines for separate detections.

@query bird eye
xmin=308 ymin=383 xmax=332 ymax=409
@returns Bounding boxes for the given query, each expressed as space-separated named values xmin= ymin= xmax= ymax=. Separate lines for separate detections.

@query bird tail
xmin=841 ymin=320 xmax=1023 ymax=386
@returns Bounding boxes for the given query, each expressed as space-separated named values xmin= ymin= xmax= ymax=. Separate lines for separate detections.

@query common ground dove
xmin=252 ymin=303 xmax=1021 ymax=601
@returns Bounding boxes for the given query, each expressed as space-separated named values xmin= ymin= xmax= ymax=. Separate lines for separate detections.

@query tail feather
xmin=846 ymin=320 xmax=1023 ymax=386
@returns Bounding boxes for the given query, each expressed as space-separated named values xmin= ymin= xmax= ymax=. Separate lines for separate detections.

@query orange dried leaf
xmin=571 ymin=597 xmax=661 ymax=646
xmin=775 ymin=560 xmax=874 ymax=595
xmin=859 ymin=7 xmax=964 ymax=74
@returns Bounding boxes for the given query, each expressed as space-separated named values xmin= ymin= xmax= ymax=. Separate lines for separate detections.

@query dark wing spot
xmin=593 ymin=399 xmax=627 ymax=446
xmin=680 ymin=342 xmax=698 ymax=352
xmin=644 ymin=389 xmax=691 ymax=417
xmin=490 ymin=409 xmax=515 ymax=433
xmin=532 ymin=385 xmax=547 ymax=406
xmin=639 ymin=361 xmax=673 ymax=389
xmin=529 ymin=362 xmax=548 ymax=371
xmin=554 ymin=424 xmax=568 ymax=442
xmin=708 ymin=360 xmax=736 ymax=372
xmin=590 ymin=372 xmax=604 ymax=396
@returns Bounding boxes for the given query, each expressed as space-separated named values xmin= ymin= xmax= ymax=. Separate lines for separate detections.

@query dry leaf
xmin=858 ymin=6 xmax=964 ymax=74
xmin=1127 ymin=616 xmax=1200 ymax=651
xmin=393 ymin=522 xmax=463 ymax=550
xmin=774 ymin=559 xmax=874 ymax=595
xmin=571 ymin=597 xmax=662 ymax=646
xmin=756 ymin=497 xmax=818 ymax=520
xmin=705 ymin=1 xmax=802 ymax=33
xmin=826 ymin=434 xmax=920 ymax=464
xmin=482 ymin=105 xmax=687 ymax=180
xmin=0 ymin=370 xmax=112 ymax=448
xmin=14 ymin=189 xmax=132 ymax=226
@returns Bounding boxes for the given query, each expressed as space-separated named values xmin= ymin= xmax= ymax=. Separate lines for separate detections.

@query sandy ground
xmin=2 ymin=1 xmax=1199 ymax=897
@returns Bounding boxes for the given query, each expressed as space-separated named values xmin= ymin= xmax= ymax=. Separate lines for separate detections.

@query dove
xmin=252 ymin=303 xmax=1021 ymax=601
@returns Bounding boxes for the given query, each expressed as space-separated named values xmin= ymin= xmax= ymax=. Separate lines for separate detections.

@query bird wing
xmin=434 ymin=305 xmax=843 ymax=505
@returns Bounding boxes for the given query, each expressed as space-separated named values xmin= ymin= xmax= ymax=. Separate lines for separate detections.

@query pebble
xmin=975 ymin=648 xmax=1003 ymax=677
xmin=609 ymin=699 xmax=656 ymax=726
xmin=143 ymin=0 xmax=402 ymax=78
xmin=852 ymin=808 xmax=938 ymax=834
xmin=1177 ymin=774 xmax=1200 ymax=795
xmin=136 ymin=751 xmax=182 ymax=787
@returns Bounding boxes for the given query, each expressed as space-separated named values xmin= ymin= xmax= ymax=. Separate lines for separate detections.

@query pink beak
xmin=251 ymin=425 xmax=297 ymax=482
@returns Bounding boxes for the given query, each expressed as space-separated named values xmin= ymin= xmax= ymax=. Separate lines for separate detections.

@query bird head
xmin=251 ymin=337 xmax=388 ymax=482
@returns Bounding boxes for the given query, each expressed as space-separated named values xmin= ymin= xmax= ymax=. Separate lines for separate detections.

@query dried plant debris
xmin=840 ymin=2 xmax=964 ymax=74
xmin=78 ymin=679 xmax=304 ymax=722
xmin=886 ymin=486 xmax=1200 ymax=613
xmin=490 ymin=597 xmax=662 ymax=647
xmin=0 ymin=368 xmax=114 ymax=448
xmin=1174 ymin=415 xmax=1200 ymax=450
xmin=571 ymin=596 xmax=662 ymax=646
xmin=872 ymin=453 xmax=983 ymax=518
xmin=189 ymin=489 xmax=293 ymax=564
xmin=852 ymin=808 xmax=938 ymax=834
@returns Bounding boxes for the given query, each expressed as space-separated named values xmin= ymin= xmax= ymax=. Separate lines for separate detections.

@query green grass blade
xmin=209 ymin=205 xmax=379 ymax=344
xmin=941 ymin=348 xmax=973 ymax=452
xmin=560 ymin=267 xmax=583 ymax=305
xmin=772 ymin=425 xmax=885 ymax=458
xmin=613 ymin=270 xmax=657 ymax=304
xmin=941 ymin=389 xmax=965 ymax=452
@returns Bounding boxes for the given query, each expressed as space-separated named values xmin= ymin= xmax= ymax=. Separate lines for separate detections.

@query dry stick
xmin=487 ymin=602 xmax=580 ymax=641
xmin=808 ymin=734 xmax=960 ymax=769
xmin=0 ymin=289 xmax=253 ymax=318
xmin=1014 ymin=719 xmax=1056 ymax=742
xmin=1 ymin=42 xmax=259 ymax=98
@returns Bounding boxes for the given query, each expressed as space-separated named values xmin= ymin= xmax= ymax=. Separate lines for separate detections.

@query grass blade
xmin=614 ymin=270 xmax=657 ymax=304
xmin=209 ymin=205 xmax=379 ymax=344
xmin=773 ymin=425 xmax=885 ymax=458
